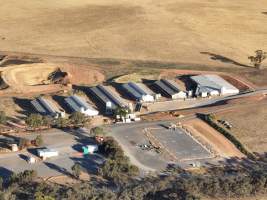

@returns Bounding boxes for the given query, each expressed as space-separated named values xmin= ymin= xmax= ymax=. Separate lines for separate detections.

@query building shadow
xmin=200 ymin=52 xmax=251 ymax=68
xmin=18 ymin=154 xmax=28 ymax=162
xmin=13 ymin=97 xmax=35 ymax=116
xmin=52 ymin=95 xmax=72 ymax=114
xmin=70 ymin=154 xmax=104 ymax=175
xmin=44 ymin=162 xmax=73 ymax=177
xmin=0 ymin=167 xmax=13 ymax=181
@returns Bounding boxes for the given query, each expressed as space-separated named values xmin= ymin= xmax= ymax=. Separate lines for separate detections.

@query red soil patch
xmin=60 ymin=64 xmax=105 ymax=85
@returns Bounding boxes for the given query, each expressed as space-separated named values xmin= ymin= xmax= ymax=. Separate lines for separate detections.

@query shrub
xmin=98 ymin=137 xmax=139 ymax=184
xmin=71 ymin=163 xmax=81 ymax=179
xmin=90 ymin=127 xmax=106 ymax=137
xmin=69 ymin=112 xmax=88 ymax=127
xmin=35 ymin=135 xmax=44 ymax=147
xmin=0 ymin=111 xmax=7 ymax=124
xmin=9 ymin=170 xmax=37 ymax=184
xmin=25 ymin=114 xmax=51 ymax=128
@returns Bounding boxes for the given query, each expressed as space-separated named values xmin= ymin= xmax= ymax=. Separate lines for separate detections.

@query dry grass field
xmin=216 ymin=99 xmax=267 ymax=154
xmin=0 ymin=0 xmax=266 ymax=69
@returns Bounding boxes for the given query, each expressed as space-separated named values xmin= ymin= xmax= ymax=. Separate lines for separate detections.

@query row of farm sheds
xmin=31 ymin=74 xmax=239 ymax=118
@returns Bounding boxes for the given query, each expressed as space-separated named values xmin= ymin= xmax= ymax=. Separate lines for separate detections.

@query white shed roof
xmin=191 ymin=74 xmax=239 ymax=94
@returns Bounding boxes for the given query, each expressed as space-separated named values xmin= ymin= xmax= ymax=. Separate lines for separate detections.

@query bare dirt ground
xmin=0 ymin=62 xmax=104 ymax=95
xmin=0 ymin=0 xmax=266 ymax=68
xmin=216 ymin=98 xmax=267 ymax=154
xmin=60 ymin=64 xmax=105 ymax=86
xmin=183 ymin=119 xmax=244 ymax=158
xmin=1 ymin=63 xmax=57 ymax=86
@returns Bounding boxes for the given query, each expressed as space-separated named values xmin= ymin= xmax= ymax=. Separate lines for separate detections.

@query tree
xmin=0 ymin=177 xmax=2 ymax=190
xmin=9 ymin=170 xmax=37 ymax=184
xmin=90 ymin=126 xmax=106 ymax=137
xmin=35 ymin=135 xmax=44 ymax=147
xmin=0 ymin=111 xmax=7 ymax=124
xmin=71 ymin=163 xmax=81 ymax=179
xmin=35 ymin=191 xmax=55 ymax=200
xmin=18 ymin=137 xmax=31 ymax=150
xmin=25 ymin=114 xmax=45 ymax=128
xmin=248 ymin=50 xmax=267 ymax=69
xmin=54 ymin=117 xmax=69 ymax=128
xmin=70 ymin=112 xmax=87 ymax=127
xmin=114 ymin=107 xmax=130 ymax=118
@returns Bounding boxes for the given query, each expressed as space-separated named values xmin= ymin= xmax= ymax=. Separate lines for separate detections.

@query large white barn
xmin=190 ymin=74 xmax=239 ymax=97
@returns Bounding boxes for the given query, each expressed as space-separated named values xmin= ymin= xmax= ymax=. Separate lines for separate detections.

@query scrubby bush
xmin=25 ymin=114 xmax=52 ymax=128
xmin=98 ymin=137 xmax=139 ymax=185
xmin=69 ymin=112 xmax=88 ymax=127
xmin=0 ymin=111 xmax=7 ymax=124
xmin=90 ymin=126 xmax=106 ymax=137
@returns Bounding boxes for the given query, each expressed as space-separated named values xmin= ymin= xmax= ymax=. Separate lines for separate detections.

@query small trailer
xmin=37 ymin=149 xmax=58 ymax=160
xmin=82 ymin=145 xmax=98 ymax=155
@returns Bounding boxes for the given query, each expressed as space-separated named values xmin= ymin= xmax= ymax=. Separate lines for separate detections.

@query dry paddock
xmin=0 ymin=0 xmax=267 ymax=67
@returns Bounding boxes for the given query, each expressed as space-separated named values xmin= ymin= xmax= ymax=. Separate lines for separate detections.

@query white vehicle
xmin=87 ymin=145 xmax=98 ymax=154
xmin=37 ymin=149 xmax=58 ymax=159
xmin=27 ymin=156 xmax=37 ymax=164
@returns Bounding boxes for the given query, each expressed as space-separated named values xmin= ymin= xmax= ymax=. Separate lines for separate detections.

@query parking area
xmin=150 ymin=127 xmax=211 ymax=161
xmin=108 ymin=121 xmax=214 ymax=172
xmin=0 ymin=129 xmax=104 ymax=180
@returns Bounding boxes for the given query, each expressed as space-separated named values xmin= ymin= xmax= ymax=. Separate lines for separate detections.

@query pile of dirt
xmin=48 ymin=68 xmax=69 ymax=85
xmin=60 ymin=64 xmax=105 ymax=85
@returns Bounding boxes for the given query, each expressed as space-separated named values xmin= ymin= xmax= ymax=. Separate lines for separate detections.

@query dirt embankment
xmin=183 ymin=119 xmax=244 ymax=159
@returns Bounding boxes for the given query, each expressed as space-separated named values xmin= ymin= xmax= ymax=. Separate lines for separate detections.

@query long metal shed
xmin=31 ymin=97 xmax=64 ymax=118
xmin=121 ymin=82 xmax=155 ymax=102
xmin=154 ymin=79 xmax=187 ymax=99
xmin=65 ymin=95 xmax=99 ymax=116
xmin=190 ymin=75 xmax=239 ymax=97
xmin=89 ymin=85 xmax=126 ymax=114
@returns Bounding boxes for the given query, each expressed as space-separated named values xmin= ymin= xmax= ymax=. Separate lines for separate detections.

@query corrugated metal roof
xmin=122 ymin=82 xmax=151 ymax=100
xmin=65 ymin=95 xmax=97 ymax=112
xmin=90 ymin=85 xmax=125 ymax=109
xmin=154 ymin=79 xmax=183 ymax=96
xmin=31 ymin=97 xmax=59 ymax=116
xmin=136 ymin=83 xmax=155 ymax=95
xmin=190 ymin=75 xmax=239 ymax=93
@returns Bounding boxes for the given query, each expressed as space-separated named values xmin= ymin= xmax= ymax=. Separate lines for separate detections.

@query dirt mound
xmin=60 ymin=64 xmax=104 ymax=85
